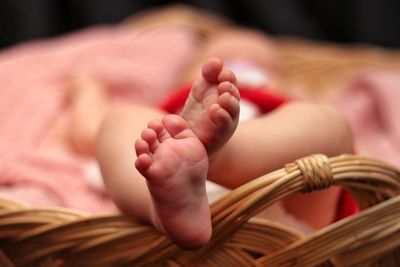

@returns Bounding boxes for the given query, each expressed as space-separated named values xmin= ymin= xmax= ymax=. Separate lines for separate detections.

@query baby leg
xmin=97 ymin=104 xmax=166 ymax=223
xmin=68 ymin=71 xmax=109 ymax=156
xmin=207 ymin=102 xmax=354 ymax=229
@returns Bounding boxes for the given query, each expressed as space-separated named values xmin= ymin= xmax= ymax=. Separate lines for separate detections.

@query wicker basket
xmin=1 ymin=154 xmax=400 ymax=267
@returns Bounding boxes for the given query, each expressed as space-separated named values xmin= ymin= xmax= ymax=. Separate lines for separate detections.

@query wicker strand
xmin=1 ymin=154 xmax=400 ymax=266
xmin=0 ymin=249 xmax=15 ymax=267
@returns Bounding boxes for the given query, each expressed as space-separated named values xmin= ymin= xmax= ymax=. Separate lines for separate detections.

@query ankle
xmin=207 ymin=150 xmax=238 ymax=189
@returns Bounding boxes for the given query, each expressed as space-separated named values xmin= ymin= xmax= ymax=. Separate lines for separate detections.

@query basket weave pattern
xmin=1 ymin=154 xmax=400 ymax=266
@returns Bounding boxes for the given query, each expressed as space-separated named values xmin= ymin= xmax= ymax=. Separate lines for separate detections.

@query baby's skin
xmin=134 ymin=58 xmax=240 ymax=249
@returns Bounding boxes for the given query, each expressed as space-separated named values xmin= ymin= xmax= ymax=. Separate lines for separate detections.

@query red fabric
xmin=159 ymin=84 xmax=288 ymax=114
xmin=159 ymin=84 xmax=358 ymax=222
xmin=334 ymin=189 xmax=359 ymax=221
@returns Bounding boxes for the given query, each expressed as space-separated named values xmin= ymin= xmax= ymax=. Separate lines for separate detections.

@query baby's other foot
xmin=182 ymin=57 xmax=240 ymax=154
xmin=135 ymin=114 xmax=211 ymax=249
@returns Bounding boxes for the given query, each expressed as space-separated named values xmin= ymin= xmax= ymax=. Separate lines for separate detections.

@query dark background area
xmin=1 ymin=0 xmax=399 ymax=49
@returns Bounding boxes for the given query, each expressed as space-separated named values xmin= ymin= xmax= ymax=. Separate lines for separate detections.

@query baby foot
xmin=182 ymin=57 xmax=240 ymax=154
xmin=135 ymin=114 xmax=211 ymax=249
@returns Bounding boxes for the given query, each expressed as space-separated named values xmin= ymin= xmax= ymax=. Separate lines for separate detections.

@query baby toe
xmin=202 ymin=57 xmax=223 ymax=84
xmin=148 ymin=119 xmax=164 ymax=134
xmin=148 ymin=117 xmax=171 ymax=143
xmin=141 ymin=128 xmax=159 ymax=152
xmin=135 ymin=154 xmax=152 ymax=173
xmin=218 ymin=68 xmax=237 ymax=85
xmin=217 ymin=81 xmax=240 ymax=100
xmin=218 ymin=92 xmax=240 ymax=118
xmin=135 ymin=139 xmax=150 ymax=157
xmin=162 ymin=114 xmax=194 ymax=139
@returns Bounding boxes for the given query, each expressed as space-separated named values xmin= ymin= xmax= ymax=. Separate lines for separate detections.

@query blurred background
xmin=1 ymin=0 xmax=400 ymax=49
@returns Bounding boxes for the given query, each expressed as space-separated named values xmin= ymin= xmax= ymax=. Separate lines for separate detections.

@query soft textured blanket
xmin=0 ymin=26 xmax=197 ymax=212
xmin=334 ymin=70 xmax=400 ymax=167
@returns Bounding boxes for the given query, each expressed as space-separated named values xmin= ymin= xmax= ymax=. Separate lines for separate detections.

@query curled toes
xmin=217 ymin=81 xmax=240 ymax=100
xmin=218 ymin=92 xmax=240 ymax=117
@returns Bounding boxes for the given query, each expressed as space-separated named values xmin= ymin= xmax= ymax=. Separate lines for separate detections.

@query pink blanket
xmin=0 ymin=26 xmax=197 ymax=212
xmin=334 ymin=69 xmax=400 ymax=167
